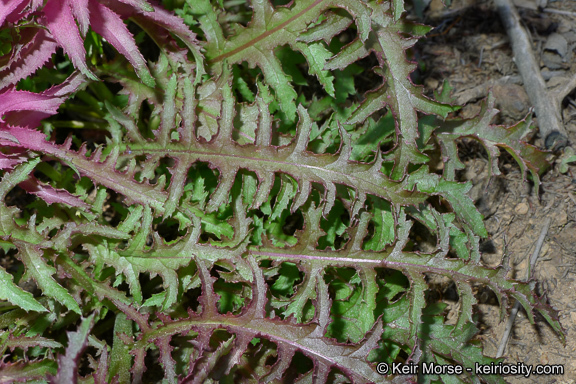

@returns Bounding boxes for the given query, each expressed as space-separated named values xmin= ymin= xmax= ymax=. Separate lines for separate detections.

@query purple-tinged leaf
xmin=0 ymin=89 xmax=64 ymax=119
xmin=51 ymin=315 xmax=94 ymax=384
xmin=0 ymin=127 xmax=173 ymax=213
xmin=163 ymin=155 xmax=189 ymax=219
xmin=154 ymin=336 xmax=176 ymax=382
xmin=108 ymin=0 xmax=204 ymax=81
xmin=3 ymin=0 xmax=43 ymax=24
xmin=106 ymin=0 xmax=200 ymax=53
xmin=159 ymin=74 xmax=177 ymax=145
xmin=298 ymin=11 xmax=353 ymax=44
xmin=0 ymin=29 xmax=58 ymax=91
xmin=89 ymin=1 xmax=155 ymax=88
xmin=182 ymin=329 xmax=212 ymax=382
xmin=134 ymin=3 xmax=200 ymax=51
xmin=116 ymin=0 xmax=154 ymax=12
xmin=112 ymin=300 xmax=151 ymax=333
xmin=0 ymin=132 xmax=19 ymax=144
xmin=222 ymin=333 xmax=253 ymax=375
xmin=130 ymin=348 xmax=147 ymax=384
xmin=190 ymin=337 xmax=236 ymax=383
xmin=93 ymin=344 xmax=109 ymax=384
xmin=1 ymin=72 xmax=85 ymax=128
xmin=105 ymin=100 xmax=144 ymax=142
xmin=0 ymin=152 xmax=26 ymax=170
xmin=404 ymin=270 xmax=426 ymax=350
xmin=196 ymin=258 xmax=219 ymax=317
xmin=437 ymin=94 xmax=549 ymax=194
xmin=69 ymin=0 xmax=89 ymax=35
xmin=0 ymin=0 xmax=27 ymax=27
xmin=0 ymin=157 xmax=40 ymax=201
xmin=43 ymin=0 xmax=96 ymax=80
xmin=44 ymin=70 xmax=88 ymax=97
xmin=0 ymin=1 xmax=564 ymax=381
xmin=407 ymin=167 xmax=488 ymax=237
xmin=0 ymin=126 xmax=52 ymax=150
xmin=262 ymin=343 xmax=297 ymax=382
xmin=138 ymin=310 xmax=385 ymax=383
xmin=2 ymin=111 xmax=53 ymax=129
xmin=6 ymin=334 xmax=61 ymax=351
xmin=19 ymin=176 xmax=90 ymax=209
xmin=0 ymin=360 xmax=57 ymax=382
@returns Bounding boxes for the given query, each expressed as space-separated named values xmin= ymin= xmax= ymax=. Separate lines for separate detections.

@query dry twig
xmin=495 ymin=0 xmax=568 ymax=150
xmin=454 ymin=70 xmax=566 ymax=106
xmin=543 ymin=8 xmax=576 ymax=18
xmin=496 ymin=217 xmax=551 ymax=358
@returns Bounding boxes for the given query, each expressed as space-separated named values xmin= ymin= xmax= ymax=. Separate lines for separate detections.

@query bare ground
xmin=415 ymin=0 xmax=576 ymax=382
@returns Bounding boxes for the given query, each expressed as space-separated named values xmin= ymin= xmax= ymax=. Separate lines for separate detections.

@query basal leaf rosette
xmin=0 ymin=0 xmax=563 ymax=383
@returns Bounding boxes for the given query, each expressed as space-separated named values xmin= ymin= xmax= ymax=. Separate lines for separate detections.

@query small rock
xmin=545 ymin=33 xmax=568 ymax=56
xmin=557 ymin=210 xmax=568 ymax=226
xmin=514 ymin=202 xmax=529 ymax=215
xmin=492 ymin=83 xmax=530 ymax=120
xmin=542 ymin=33 xmax=570 ymax=70
xmin=427 ymin=0 xmax=444 ymax=17
xmin=425 ymin=77 xmax=439 ymax=90
xmin=563 ymin=30 xmax=576 ymax=44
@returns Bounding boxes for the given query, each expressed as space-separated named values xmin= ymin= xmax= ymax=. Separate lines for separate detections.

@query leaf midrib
xmin=126 ymin=146 xmax=424 ymax=205
xmin=209 ymin=0 xmax=325 ymax=64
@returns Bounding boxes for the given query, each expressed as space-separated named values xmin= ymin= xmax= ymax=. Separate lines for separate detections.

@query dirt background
xmin=413 ymin=0 xmax=576 ymax=382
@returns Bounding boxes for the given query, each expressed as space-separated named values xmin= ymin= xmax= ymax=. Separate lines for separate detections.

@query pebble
xmin=493 ymin=83 xmax=530 ymax=120
xmin=514 ymin=202 xmax=529 ymax=215
xmin=557 ymin=210 xmax=568 ymax=226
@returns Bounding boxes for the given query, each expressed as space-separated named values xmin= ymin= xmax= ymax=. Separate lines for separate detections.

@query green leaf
xmin=0 ymin=267 xmax=47 ymax=312
xmin=296 ymin=41 xmax=335 ymax=97
xmin=205 ymin=0 xmax=371 ymax=120
xmin=17 ymin=242 xmax=81 ymax=314
xmin=109 ymin=313 xmax=133 ymax=383
xmin=326 ymin=267 xmax=378 ymax=342
xmin=408 ymin=167 xmax=487 ymax=237
xmin=1 ymin=0 xmax=564 ymax=381
xmin=363 ymin=198 xmax=395 ymax=251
